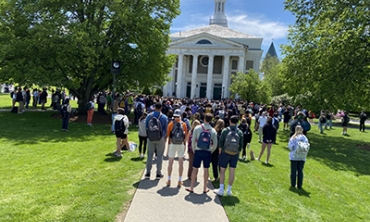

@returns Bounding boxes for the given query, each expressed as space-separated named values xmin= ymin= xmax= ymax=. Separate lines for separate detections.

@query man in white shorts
xmin=166 ymin=109 xmax=188 ymax=187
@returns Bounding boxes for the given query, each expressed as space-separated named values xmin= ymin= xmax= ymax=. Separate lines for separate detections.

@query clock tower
xmin=209 ymin=0 xmax=228 ymax=27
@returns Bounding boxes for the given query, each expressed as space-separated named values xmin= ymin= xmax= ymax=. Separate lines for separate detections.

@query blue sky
xmin=170 ymin=0 xmax=296 ymax=58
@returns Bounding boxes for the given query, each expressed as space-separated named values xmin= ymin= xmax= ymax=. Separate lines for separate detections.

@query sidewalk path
xmin=121 ymin=151 xmax=229 ymax=222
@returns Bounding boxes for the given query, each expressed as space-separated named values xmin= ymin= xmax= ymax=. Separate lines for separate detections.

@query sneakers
xmin=113 ymin=152 xmax=122 ymax=158
xmin=214 ymin=188 xmax=224 ymax=196
xmin=265 ymin=161 xmax=269 ymax=164
xmin=226 ymin=190 xmax=233 ymax=196
xmin=166 ymin=180 xmax=171 ymax=186
xmin=155 ymin=174 xmax=164 ymax=180
xmin=144 ymin=173 xmax=150 ymax=179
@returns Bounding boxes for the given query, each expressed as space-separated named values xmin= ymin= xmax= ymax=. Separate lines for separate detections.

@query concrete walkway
xmin=121 ymin=150 xmax=229 ymax=222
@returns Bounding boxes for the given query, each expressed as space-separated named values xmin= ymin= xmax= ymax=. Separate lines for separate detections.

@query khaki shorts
xmin=168 ymin=143 xmax=185 ymax=158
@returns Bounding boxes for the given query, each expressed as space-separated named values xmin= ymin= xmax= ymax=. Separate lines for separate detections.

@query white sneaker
xmin=226 ymin=190 xmax=233 ymax=196
xmin=214 ymin=188 xmax=224 ymax=196
xmin=256 ymin=158 xmax=260 ymax=162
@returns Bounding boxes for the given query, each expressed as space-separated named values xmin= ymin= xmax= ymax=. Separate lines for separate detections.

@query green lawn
xmin=0 ymin=112 xmax=143 ymax=221
xmin=212 ymin=123 xmax=370 ymax=221
xmin=1 ymin=102 xmax=369 ymax=221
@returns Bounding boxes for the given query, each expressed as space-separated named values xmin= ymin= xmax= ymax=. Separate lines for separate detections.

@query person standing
xmin=87 ymin=97 xmax=95 ymax=126
xmin=166 ymin=109 xmax=188 ymax=187
xmin=257 ymin=112 xmax=268 ymax=142
xmin=61 ymin=99 xmax=72 ymax=132
xmin=214 ymin=115 xmax=243 ymax=196
xmin=238 ymin=118 xmax=252 ymax=160
xmin=257 ymin=117 xmax=277 ymax=164
xmin=186 ymin=113 xmax=218 ymax=194
xmin=359 ymin=111 xmax=367 ymax=132
xmin=113 ymin=108 xmax=130 ymax=158
xmin=211 ymin=119 xmax=225 ymax=181
xmin=145 ymin=102 xmax=168 ymax=180
xmin=341 ymin=111 xmax=350 ymax=135
xmin=32 ymin=88 xmax=39 ymax=108
xmin=40 ymin=88 xmax=48 ymax=110
xmin=185 ymin=120 xmax=201 ymax=180
xmin=138 ymin=112 xmax=148 ymax=158
xmin=16 ymin=87 xmax=24 ymax=114
xmin=288 ymin=125 xmax=309 ymax=189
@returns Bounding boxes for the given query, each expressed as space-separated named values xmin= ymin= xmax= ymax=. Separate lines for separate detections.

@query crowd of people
xmin=9 ymin=88 xmax=367 ymax=192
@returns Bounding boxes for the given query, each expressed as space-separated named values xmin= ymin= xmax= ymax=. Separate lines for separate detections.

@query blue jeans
xmin=318 ymin=122 xmax=324 ymax=133
xmin=290 ymin=160 xmax=305 ymax=188
xmin=325 ymin=119 xmax=332 ymax=129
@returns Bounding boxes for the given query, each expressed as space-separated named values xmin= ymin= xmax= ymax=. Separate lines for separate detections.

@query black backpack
xmin=136 ymin=103 xmax=143 ymax=113
xmin=147 ymin=113 xmax=162 ymax=141
xmin=114 ymin=117 xmax=126 ymax=133
xmin=171 ymin=122 xmax=185 ymax=144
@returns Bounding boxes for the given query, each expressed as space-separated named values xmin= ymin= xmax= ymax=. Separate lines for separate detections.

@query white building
xmin=163 ymin=0 xmax=263 ymax=99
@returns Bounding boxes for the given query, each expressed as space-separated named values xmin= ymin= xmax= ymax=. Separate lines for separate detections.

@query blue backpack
xmin=301 ymin=121 xmax=311 ymax=132
xmin=196 ymin=125 xmax=211 ymax=150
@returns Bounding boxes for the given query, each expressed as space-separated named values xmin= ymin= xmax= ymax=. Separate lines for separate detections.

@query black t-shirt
xmin=16 ymin=92 xmax=23 ymax=102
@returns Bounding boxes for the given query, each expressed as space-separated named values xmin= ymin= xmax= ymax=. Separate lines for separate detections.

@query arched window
xmin=196 ymin=39 xmax=212 ymax=44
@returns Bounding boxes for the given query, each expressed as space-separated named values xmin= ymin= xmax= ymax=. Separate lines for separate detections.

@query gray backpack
xmin=171 ymin=122 xmax=185 ymax=144
xmin=147 ymin=113 xmax=162 ymax=141
xmin=224 ymin=127 xmax=240 ymax=155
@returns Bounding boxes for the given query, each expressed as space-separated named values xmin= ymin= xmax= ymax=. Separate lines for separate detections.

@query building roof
xmin=266 ymin=42 xmax=278 ymax=58
xmin=170 ymin=25 xmax=259 ymax=39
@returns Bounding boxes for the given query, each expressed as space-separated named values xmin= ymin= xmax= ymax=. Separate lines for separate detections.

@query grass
xmin=1 ymin=98 xmax=370 ymax=221
xmin=0 ymin=111 xmax=143 ymax=221
xmin=211 ymin=122 xmax=370 ymax=221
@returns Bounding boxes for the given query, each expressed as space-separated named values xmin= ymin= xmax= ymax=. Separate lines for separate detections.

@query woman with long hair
xmin=257 ymin=117 xmax=276 ymax=164
xmin=138 ymin=112 xmax=148 ymax=158
xmin=288 ymin=125 xmax=309 ymax=189
xmin=211 ymin=119 xmax=225 ymax=181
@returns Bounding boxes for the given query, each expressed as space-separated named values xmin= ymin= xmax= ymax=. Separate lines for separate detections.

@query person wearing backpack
xmin=134 ymin=98 xmax=145 ymax=125
xmin=288 ymin=125 xmax=309 ymax=189
xmin=318 ymin=113 xmax=327 ymax=134
xmin=144 ymin=102 xmax=168 ymax=180
xmin=165 ymin=109 xmax=188 ymax=187
xmin=341 ymin=111 xmax=350 ymax=135
xmin=256 ymin=117 xmax=277 ymax=164
xmin=61 ymin=99 xmax=72 ymax=132
xmin=214 ymin=115 xmax=243 ymax=196
xmin=186 ymin=113 xmax=218 ymax=194
xmin=113 ymin=108 xmax=130 ymax=158
xmin=185 ymin=120 xmax=201 ymax=180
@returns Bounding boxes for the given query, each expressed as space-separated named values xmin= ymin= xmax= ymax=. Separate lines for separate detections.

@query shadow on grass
xmin=130 ymin=157 xmax=145 ymax=162
xmin=0 ymin=112 xmax=120 ymax=144
xmin=278 ymin=129 xmax=370 ymax=176
xmin=219 ymin=196 xmax=240 ymax=206
xmin=289 ymin=187 xmax=311 ymax=197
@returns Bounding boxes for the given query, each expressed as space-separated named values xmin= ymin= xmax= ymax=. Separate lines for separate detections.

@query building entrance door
xmin=199 ymin=83 xmax=207 ymax=98
xmin=213 ymin=83 xmax=222 ymax=100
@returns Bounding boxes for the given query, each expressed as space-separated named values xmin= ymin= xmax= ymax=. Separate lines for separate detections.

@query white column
xmin=238 ymin=55 xmax=245 ymax=73
xmin=206 ymin=55 xmax=214 ymax=99
xmin=190 ymin=54 xmax=198 ymax=98
xmin=176 ymin=54 xmax=184 ymax=98
xmin=222 ymin=55 xmax=230 ymax=98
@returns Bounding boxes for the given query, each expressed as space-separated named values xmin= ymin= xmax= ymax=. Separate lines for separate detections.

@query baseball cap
xmin=173 ymin=109 xmax=181 ymax=117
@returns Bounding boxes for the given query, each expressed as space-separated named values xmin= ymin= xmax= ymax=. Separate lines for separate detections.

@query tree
xmin=281 ymin=0 xmax=370 ymax=111
xmin=0 ymin=0 xmax=180 ymax=113
xmin=261 ymin=54 xmax=285 ymax=97
xmin=229 ymin=70 xmax=270 ymax=103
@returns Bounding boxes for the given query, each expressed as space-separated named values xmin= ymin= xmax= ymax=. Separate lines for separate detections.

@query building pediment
xmin=169 ymin=33 xmax=247 ymax=49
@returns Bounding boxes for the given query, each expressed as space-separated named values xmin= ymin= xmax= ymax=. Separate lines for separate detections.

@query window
xmin=231 ymin=60 xmax=238 ymax=69
xmin=246 ymin=60 xmax=254 ymax=70
xmin=200 ymin=56 xmax=209 ymax=67
xmin=196 ymin=39 xmax=212 ymax=44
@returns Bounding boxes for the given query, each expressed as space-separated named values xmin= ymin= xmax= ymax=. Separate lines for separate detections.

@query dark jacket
xmin=262 ymin=123 xmax=276 ymax=142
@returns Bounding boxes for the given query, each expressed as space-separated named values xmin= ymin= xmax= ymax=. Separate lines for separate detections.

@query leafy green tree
xmin=230 ymin=70 xmax=270 ymax=103
xmin=271 ymin=93 xmax=293 ymax=106
xmin=142 ymin=86 xmax=151 ymax=95
xmin=261 ymin=54 xmax=285 ymax=97
xmin=281 ymin=0 xmax=370 ymax=111
xmin=0 ymin=0 xmax=179 ymax=112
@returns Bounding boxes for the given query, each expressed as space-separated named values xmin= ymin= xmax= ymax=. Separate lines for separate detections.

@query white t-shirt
xmin=258 ymin=116 xmax=267 ymax=127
